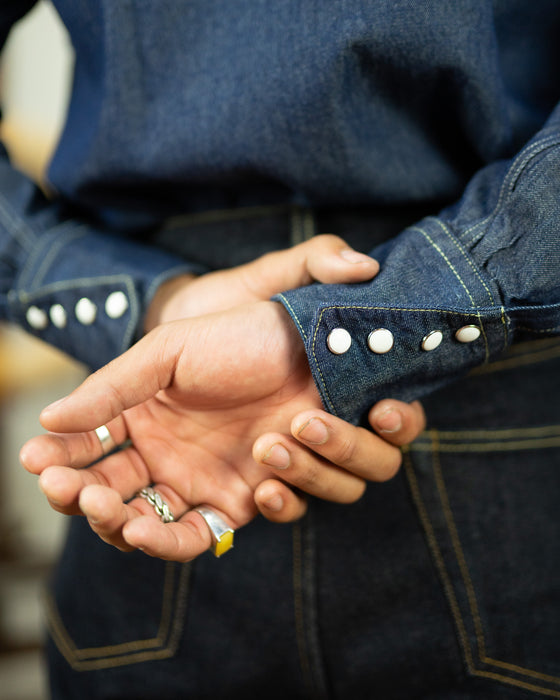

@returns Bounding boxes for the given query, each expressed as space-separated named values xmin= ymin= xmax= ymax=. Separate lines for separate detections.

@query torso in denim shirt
xmin=48 ymin=0 xmax=560 ymax=230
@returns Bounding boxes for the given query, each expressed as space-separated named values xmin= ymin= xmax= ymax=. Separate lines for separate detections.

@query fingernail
xmin=262 ymin=444 xmax=290 ymax=469
xmin=297 ymin=417 xmax=329 ymax=444
xmin=340 ymin=249 xmax=376 ymax=264
xmin=373 ymin=407 xmax=402 ymax=434
xmin=263 ymin=493 xmax=284 ymax=512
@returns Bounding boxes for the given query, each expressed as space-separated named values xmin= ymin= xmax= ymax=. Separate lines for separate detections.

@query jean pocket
xmin=404 ymin=424 xmax=560 ymax=698
xmin=44 ymin=517 xmax=191 ymax=671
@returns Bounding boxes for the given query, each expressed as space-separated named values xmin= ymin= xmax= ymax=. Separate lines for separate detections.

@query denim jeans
xmin=45 ymin=206 xmax=560 ymax=699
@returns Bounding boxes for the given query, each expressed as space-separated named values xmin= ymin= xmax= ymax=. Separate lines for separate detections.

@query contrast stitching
xmin=472 ymin=343 xmax=560 ymax=375
xmin=308 ymin=305 xmax=498 ymax=415
xmin=461 ymin=136 xmax=560 ymax=244
xmin=0 ymin=191 xmax=37 ymax=250
xmin=25 ymin=226 xmax=87 ymax=291
xmin=276 ymin=293 xmax=308 ymax=342
xmin=410 ymin=226 xmax=476 ymax=307
xmin=432 ymin=219 xmax=495 ymax=306
xmin=404 ymin=451 xmax=560 ymax=697
xmin=433 ymin=437 xmax=560 ymax=686
xmin=293 ymin=522 xmax=315 ymax=697
xmin=413 ymin=425 xmax=560 ymax=442
xmin=45 ymin=562 xmax=191 ymax=670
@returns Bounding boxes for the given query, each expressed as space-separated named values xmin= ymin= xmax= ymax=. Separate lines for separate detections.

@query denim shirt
xmin=0 ymin=1 xmax=559 ymax=424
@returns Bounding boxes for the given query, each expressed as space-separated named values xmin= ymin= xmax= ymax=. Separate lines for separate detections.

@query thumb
xmin=247 ymin=234 xmax=379 ymax=295
xmin=39 ymin=322 xmax=185 ymax=433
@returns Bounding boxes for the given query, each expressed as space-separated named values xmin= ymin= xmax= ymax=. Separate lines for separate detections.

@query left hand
xmin=20 ymin=301 xmax=331 ymax=561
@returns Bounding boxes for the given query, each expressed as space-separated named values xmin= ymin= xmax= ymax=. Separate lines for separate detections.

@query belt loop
xmin=290 ymin=205 xmax=316 ymax=246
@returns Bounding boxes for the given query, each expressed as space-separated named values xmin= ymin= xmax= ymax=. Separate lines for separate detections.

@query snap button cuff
xmin=421 ymin=330 xmax=443 ymax=351
xmin=327 ymin=328 xmax=352 ymax=354
xmin=75 ymin=298 xmax=97 ymax=325
xmin=26 ymin=306 xmax=48 ymax=330
xmin=105 ymin=291 xmax=129 ymax=319
xmin=367 ymin=328 xmax=394 ymax=354
xmin=455 ymin=325 xmax=481 ymax=343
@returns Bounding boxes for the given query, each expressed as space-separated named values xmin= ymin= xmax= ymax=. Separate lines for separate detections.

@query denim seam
xmin=403 ymin=450 xmax=560 ymax=697
xmin=309 ymin=306 xmax=499 ymax=415
xmin=0 ymin=190 xmax=37 ymax=251
xmin=277 ymin=293 xmax=309 ymax=342
xmin=431 ymin=218 xmax=495 ymax=306
xmin=292 ymin=520 xmax=330 ymax=699
xmin=410 ymin=225 xmax=493 ymax=361
xmin=18 ymin=225 xmax=88 ymax=291
xmin=45 ymin=562 xmax=191 ymax=670
xmin=12 ymin=274 xmax=140 ymax=357
xmin=431 ymin=435 xmax=560 ymax=689
xmin=461 ymin=135 xmax=560 ymax=246
xmin=290 ymin=206 xmax=316 ymax=246
xmin=472 ymin=342 xmax=560 ymax=375
xmin=413 ymin=424 xmax=560 ymax=442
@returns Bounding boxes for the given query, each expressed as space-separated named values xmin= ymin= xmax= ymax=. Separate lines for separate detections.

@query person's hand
xmin=20 ymin=302 xmax=422 ymax=562
xmin=252 ymin=399 xmax=426 ymax=522
xmin=144 ymin=233 xmax=379 ymax=329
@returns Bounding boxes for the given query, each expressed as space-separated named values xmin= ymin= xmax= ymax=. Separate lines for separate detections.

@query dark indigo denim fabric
xmin=0 ymin=1 xmax=558 ymax=698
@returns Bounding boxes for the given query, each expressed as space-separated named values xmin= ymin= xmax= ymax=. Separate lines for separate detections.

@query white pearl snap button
xmin=49 ymin=304 xmax=67 ymax=329
xmin=26 ymin=306 xmax=48 ymax=330
xmin=105 ymin=291 xmax=129 ymax=319
xmin=327 ymin=328 xmax=352 ymax=354
xmin=421 ymin=330 xmax=443 ymax=351
xmin=455 ymin=325 xmax=481 ymax=343
xmin=367 ymin=328 xmax=394 ymax=354
xmin=75 ymin=297 xmax=97 ymax=325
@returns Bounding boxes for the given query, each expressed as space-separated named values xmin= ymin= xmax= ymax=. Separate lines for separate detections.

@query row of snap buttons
xmin=327 ymin=324 xmax=481 ymax=355
xmin=25 ymin=291 xmax=129 ymax=331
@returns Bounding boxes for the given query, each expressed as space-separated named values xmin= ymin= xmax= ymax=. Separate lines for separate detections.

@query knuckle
xmin=294 ymin=461 xmax=321 ymax=489
xmin=332 ymin=437 xmax=358 ymax=468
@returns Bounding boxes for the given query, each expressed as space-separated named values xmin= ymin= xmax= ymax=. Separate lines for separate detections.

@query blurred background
xmin=0 ymin=3 xmax=86 ymax=698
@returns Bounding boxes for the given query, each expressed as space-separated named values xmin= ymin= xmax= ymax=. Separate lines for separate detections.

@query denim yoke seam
xmin=44 ymin=562 xmax=191 ymax=671
xmin=403 ymin=427 xmax=560 ymax=698
xmin=460 ymin=134 xmax=560 ymax=248
xmin=308 ymin=307 xmax=499 ymax=417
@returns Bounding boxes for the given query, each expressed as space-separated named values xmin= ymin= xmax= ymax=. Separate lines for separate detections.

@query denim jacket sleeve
xmin=277 ymin=105 xmax=560 ymax=425
xmin=0 ymin=147 xmax=202 ymax=369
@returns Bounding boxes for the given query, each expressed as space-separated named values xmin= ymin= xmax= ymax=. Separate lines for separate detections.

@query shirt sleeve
xmin=276 ymin=104 xmax=560 ymax=425
xmin=0 ymin=145 xmax=203 ymax=369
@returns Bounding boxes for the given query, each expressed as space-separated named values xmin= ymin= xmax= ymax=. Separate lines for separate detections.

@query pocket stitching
xmin=45 ymin=561 xmax=191 ymax=670
xmin=404 ymin=437 xmax=560 ymax=698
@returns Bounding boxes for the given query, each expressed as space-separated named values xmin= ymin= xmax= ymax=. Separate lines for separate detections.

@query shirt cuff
xmin=276 ymin=217 xmax=508 ymax=425
xmin=6 ymin=223 xmax=205 ymax=369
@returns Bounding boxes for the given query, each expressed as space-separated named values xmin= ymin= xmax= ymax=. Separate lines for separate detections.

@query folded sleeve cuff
xmin=276 ymin=218 xmax=508 ymax=425
xmin=6 ymin=223 xmax=205 ymax=369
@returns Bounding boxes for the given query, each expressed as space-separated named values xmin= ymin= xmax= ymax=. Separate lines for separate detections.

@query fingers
xmin=38 ymin=322 xmax=186 ymax=433
xmin=368 ymin=399 xmax=427 ymax=445
xmin=246 ymin=234 xmax=379 ymax=296
xmin=77 ymin=484 xmax=232 ymax=562
xmin=254 ymin=480 xmax=308 ymax=523
xmin=252 ymin=401 xmax=426 ymax=523
xmin=20 ymin=418 xmax=128 ymax=476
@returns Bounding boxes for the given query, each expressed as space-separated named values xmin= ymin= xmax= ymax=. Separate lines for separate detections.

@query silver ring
xmin=193 ymin=506 xmax=234 ymax=558
xmin=95 ymin=425 xmax=117 ymax=455
xmin=137 ymin=486 xmax=175 ymax=523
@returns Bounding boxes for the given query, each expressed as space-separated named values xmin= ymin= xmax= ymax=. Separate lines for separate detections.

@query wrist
xmin=144 ymin=273 xmax=197 ymax=332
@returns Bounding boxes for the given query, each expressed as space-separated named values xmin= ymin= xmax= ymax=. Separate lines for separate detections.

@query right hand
xmin=253 ymin=399 xmax=426 ymax=522
xmin=144 ymin=233 xmax=379 ymax=329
